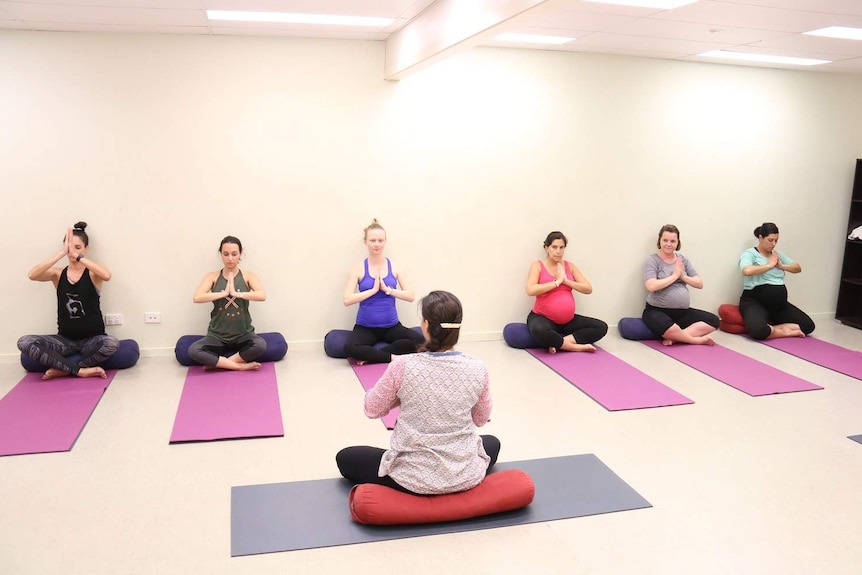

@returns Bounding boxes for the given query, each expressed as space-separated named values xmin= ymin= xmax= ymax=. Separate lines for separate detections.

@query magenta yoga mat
xmin=350 ymin=361 xmax=399 ymax=429
xmin=759 ymin=337 xmax=862 ymax=381
xmin=526 ymin=348 xmax=693 ymax=411
xmin=170 ymin=362 xmax=283 ymax=443
xmin=641 ymin=341 xmax=822 ymax=396
xmin=0 ymin=371 xmax=116 ymax=456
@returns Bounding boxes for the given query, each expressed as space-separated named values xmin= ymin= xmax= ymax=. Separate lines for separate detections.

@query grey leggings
xmin=17 ymin=333 xmax=119 ymax=375
xmin=187 ymin=333 xmax=267 ymax=367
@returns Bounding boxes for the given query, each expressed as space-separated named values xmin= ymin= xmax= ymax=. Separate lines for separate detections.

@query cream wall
xmin=1 ymin=30 xmax=861 ymax=358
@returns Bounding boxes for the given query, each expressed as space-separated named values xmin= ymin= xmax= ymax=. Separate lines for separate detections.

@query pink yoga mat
xmin=0 ymin=371 xmax=116 ymax=456
xmin=526 ymin=348 xmax=693 ymax=411
xmin=170 ymin=362 xmax=283 ymax=443
xmin=759 ymin=337 xmax=862 ymax=381
xmin=642 ymin=341 xmax=822 ymax=396
xmin=350 ymin=361 xmax=399 ymax=430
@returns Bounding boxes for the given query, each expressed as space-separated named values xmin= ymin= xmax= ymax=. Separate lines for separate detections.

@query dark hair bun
xmin=73 ymin=221 xmax=87 ymax=231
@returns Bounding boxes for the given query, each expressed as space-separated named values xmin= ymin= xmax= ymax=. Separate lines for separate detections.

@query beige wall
xmin=2 ymin=30 xmax=861 ymax=358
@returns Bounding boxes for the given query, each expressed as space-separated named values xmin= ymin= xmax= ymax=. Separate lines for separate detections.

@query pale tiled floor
xmin=2 ymin=321 xmax=862 ymax=575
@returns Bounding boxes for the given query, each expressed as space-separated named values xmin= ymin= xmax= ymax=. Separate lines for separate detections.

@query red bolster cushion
xmin=718 ymin=304 xmax=747 ymax=334
xmin=348 ymin=469 xmax=535 ymax=525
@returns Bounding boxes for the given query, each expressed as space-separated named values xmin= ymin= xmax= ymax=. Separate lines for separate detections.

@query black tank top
xmin=57 ymin=267 xmax=106 ymax=339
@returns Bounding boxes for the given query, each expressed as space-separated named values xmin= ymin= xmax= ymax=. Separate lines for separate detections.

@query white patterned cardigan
xmin=364 ymin=351 xmax=492 ymax=495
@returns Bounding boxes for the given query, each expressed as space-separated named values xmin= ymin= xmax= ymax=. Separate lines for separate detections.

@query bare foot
xmin=548 ymin=347 xmax=557 ymax=355
xmin=355 ymin=360 xmax=367 ymax=366
xmin=42 ymin=368 xmax=69 ymax=380
xmin=662 ymin=339 xmax=674 ymax=346
xmin=77 ymin=367 xmax=107 ymax=378
xmin=571 ymin=343 xmax=596 ymax=352
xmin=700 ymin=336 xmax=715 ymax=346
xmin=237 ymin=362 xmax=261 ymax=371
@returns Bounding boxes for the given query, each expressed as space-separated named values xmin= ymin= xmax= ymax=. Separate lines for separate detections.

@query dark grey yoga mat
xmin=231 ymin=453 xmax=652 ymax=556
xmin=850 ymin=435 xmax=862 ymax=445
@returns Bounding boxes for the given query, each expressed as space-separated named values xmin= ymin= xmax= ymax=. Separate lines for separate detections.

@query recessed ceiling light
xmin=804 ymin=26 xmax=862 ymax=41
xmin=698 ymin=50 xmax=830 ymax=66
xmin=582 ymin=0 xmax=699 ymax=9
xmin=206 ymin=10 xmax=394 ymax=27
xmin=494 ymin=33 xmax=574 ymax=45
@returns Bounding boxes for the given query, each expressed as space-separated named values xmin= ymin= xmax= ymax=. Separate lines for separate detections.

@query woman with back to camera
xmin=526 ymin=231 xmax=608 ymax=353
xmin=738 ymin=222 xmax=814 ymax=339
xmin=642 ymin=224 xmax=719 ymax=345
xmin=18 ymin=222 xmax=118 ymax=379
xmin=189 ymin=235 xmax=267 ymax=371
xmin=336 ymin=290 xmax=500 ymax=495
xmin=342 ymin=219 xmax=424 ymax=364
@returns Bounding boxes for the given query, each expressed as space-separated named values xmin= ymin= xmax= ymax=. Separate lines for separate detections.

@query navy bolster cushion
xmin=618 ymin=318 xmax=661 ymax=341
xmin=502 ymin=323 xmax=538 ymax=349
xmin=718 ymin=304 xmax=747 ymax=335
xmin=348 ymin=469 xmax=535 ymax=526
xmin=174 ymin=332 xmax=287 ymax=366
xmin=21 ymin=339 xmax=140 ymax=372
xmin=324 ymin=327 xmax=423 ymax=359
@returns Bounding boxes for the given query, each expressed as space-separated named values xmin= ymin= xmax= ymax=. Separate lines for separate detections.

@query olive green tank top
xmin=207 ymin=270 xmax=255 ymax=343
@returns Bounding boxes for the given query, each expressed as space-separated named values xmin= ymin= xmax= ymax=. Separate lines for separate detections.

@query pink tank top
xmin=532 ymin=261 xmax=575 ymax=324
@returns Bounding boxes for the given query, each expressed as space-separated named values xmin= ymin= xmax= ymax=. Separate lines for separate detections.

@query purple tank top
xmin=356 ymin=259 xmax=399 ymax=328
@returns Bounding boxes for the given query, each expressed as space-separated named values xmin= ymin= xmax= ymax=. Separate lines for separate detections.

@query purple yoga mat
xmin=526 ymin=348 xmax=693 ymax=411
xmin=641 ymin=341 xmax=822 ymax=396
xmin=349 ymin=361 xmax=399 ymax=430
xmin=0 ymin=371 xmax=116 ymax=456
xmin=759 ymin=337 xmax=862 ymax=381
xmin=170 ymin=362 xmax=283 ymax=443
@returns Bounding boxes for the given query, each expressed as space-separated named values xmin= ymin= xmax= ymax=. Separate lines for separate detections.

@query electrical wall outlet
xmin=144 ymin=312 xmax=161 ymax=324
xmin=104 ymin=313 xmax=124 ymax=326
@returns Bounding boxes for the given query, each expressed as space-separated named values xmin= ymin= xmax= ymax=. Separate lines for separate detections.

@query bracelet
xmin=76 ymin=254 xmax=83 ymax=262
xmin=553 ymin=279 xmax=560 ymax=287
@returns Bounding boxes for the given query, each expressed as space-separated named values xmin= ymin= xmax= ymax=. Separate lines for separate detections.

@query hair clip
xmin=439 ymin=322 xmax=461 ymax=329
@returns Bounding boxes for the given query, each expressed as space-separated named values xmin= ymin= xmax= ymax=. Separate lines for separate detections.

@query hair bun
xmin=73 ymin=221 xmax=88 ymax=231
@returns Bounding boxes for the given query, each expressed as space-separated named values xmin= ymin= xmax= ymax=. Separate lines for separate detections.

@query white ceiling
xmin=2 ymin=0 xmax=862 ymax=74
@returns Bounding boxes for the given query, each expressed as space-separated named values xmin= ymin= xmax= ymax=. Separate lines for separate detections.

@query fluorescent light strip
xmin=494 ymin=33 xmax=574 ymax=45
xmin=206 ymin=10 xmax=394 ymax=27
xmin=698 ymin=50 xmax=830 ymax=66
xmin=582 ymin=0 xmax=699 ymax=9
xmin=804 ymin=26 xmax=862 ymax=41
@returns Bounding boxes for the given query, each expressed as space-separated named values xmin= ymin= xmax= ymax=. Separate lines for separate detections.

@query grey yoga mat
xmin=231 ymin=453 xmax=651 ymax=556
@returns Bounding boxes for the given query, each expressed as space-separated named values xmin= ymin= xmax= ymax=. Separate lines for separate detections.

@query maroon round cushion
xmin=718 ymin=304 xmax=746 ymax=334
xmin=348 ymin=469 xmax=535 ymax=526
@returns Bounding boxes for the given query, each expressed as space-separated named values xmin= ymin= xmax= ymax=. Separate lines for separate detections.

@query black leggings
xmin=740 ymin=285 xmax=815 ymax=340
xmin=343 ymin=323 xmax=424 ymax=364
xmin=642 ymin=304 xmax=720 ymax=337
xmin=527 ymin=311 xmax=608 ymax=350
xmin=336 ymin=435 xmax=501 ymax=495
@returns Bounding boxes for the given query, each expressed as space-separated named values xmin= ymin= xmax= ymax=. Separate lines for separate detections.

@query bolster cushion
xmin=618 ymin=318 xmax=661 ymax=341
xmin=174 ymin=332 xmax=287 ymax=366
xmin=20 ymin=339 xmax=140 ymax=372
xmin=502 ymin=323 xmax=539 ymax=349
xmin=718 ymin=304 xmax=747 ymax=334
xmin=324 ymin=327 xmax=423 ymax=359
xmin=348 ymin=469 xmax=535 ymax=526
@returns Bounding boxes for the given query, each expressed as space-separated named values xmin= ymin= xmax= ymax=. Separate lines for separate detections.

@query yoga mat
xmin=350 ymin=361 xmax=399 ymax=430
xmin=641 ymin=341 xmax=822 ymax=396
xmin=0 ymin=371 xmax=116 ymax=456
xmin=231 ymin=453 xmax=651 ymax=556
xmin=849 ymin=435 xmax=862 ymax=445
xmin=170 ymin=362 xmax=283 ymax=443
xmin=526 ymin=348 xmax=693 ymax=411
xmin=759 ymin=337 xmax=862 ymax=381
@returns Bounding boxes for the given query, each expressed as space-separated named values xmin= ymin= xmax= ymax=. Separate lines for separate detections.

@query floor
xmin=1 ymin=321 xmax=861 ymax=575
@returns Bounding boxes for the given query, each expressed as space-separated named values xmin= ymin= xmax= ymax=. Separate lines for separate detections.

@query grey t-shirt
xmin=643 ymin=253 xmax=696 ymax=309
